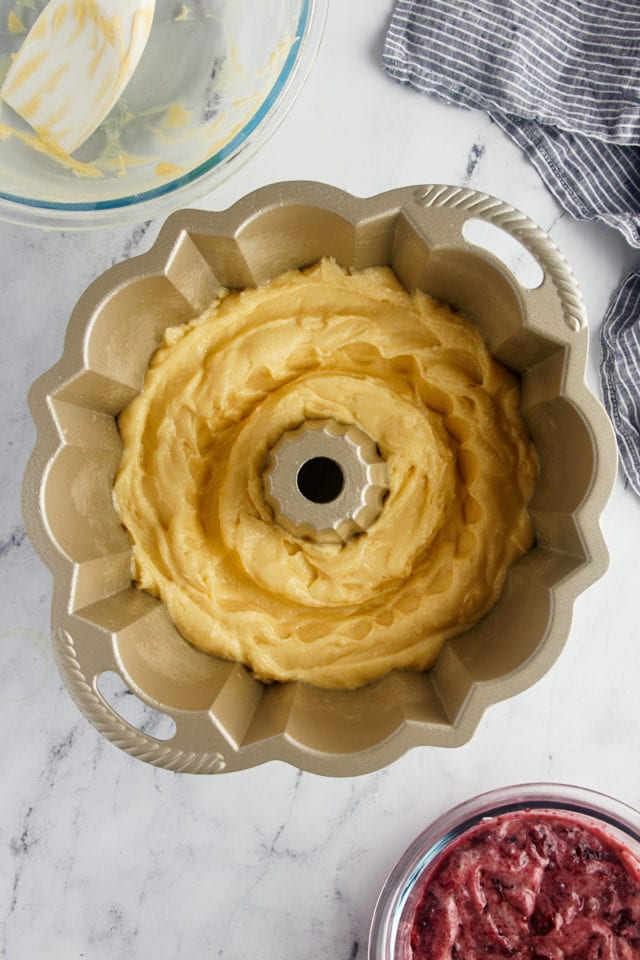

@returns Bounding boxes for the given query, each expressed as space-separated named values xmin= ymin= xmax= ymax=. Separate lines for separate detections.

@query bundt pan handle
xmin=22 ymin=182 xmax=618 ymax=776
xmin=51 ymin=624 xmax=230 ymax=775
xmin=406 ymin=183 xmax=587 ymax=330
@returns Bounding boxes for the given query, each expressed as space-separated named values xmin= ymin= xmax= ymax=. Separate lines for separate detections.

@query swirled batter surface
xmin=114 ymin=259 xmax=537 ymax=689
xmin=409 ymin=811 xmax=640 ymax=959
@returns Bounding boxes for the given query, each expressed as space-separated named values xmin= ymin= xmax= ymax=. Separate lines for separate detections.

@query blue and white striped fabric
xmin=383 ymin=0 xmax=640 ymax=496
xmin=601 ymin=272 xmax=640 ymax=494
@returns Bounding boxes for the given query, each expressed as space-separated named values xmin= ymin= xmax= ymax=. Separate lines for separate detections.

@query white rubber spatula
xmin=0 ymin=0 xmax=156 ymax=155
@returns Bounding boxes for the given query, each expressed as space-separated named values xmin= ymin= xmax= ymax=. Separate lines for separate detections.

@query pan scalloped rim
xmin=22 ymin=182 xmax=617 ymax=776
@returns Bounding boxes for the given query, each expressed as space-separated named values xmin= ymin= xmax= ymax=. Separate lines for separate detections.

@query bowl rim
xmin=0 ymin=0 xmax=328 ymax=229
xmin=367 ymin=781 xmax=640 ymax=960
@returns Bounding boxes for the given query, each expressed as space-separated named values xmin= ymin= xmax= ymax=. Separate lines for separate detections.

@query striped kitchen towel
xmin=601 ymin=273 xmax=640 ymax=494
xmin=383 ymin=0 xmax=640 ymax=496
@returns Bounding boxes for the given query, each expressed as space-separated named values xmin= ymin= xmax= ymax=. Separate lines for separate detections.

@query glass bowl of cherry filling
xmin=368 ymin=783 xmax=640 ymax=960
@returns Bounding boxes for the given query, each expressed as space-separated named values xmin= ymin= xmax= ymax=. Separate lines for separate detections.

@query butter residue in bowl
xmin=114 ymin=259 xmax=537 ymax=689
xmin=0 ymin=0 xmax=298 ymax=196
xmin=7 ymin=10 xmax=26 ymax=34
xmin=0 ymin=0 xmax=156 ymax=155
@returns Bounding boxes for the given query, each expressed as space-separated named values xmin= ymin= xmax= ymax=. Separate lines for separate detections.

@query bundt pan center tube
xmin=264 ymin=418 xmax=389 ymax=543
xmin=22 ymin=182 xmax=617 ymax=776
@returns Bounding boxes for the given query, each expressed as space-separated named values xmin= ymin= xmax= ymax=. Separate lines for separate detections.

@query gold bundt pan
xmin=22 ymin=182 xmax=616 ymax=776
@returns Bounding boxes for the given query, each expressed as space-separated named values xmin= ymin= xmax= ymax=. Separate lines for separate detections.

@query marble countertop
xmin=2 ymin=2 xmax=639 ymax=958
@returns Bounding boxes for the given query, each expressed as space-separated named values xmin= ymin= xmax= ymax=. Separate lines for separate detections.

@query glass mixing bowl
xmin=0 ymin=0 xmax=327 ymax=228
xmin=368 ymin=783 xmax=640 ymax=960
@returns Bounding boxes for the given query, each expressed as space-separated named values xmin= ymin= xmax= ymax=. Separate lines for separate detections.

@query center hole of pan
xmin=297 ymin=457 xmax=345 ymax=504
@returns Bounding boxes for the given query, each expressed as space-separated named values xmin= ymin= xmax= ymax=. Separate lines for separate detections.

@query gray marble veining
xmin=2 ymin=1 xmax=640 ymax=957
